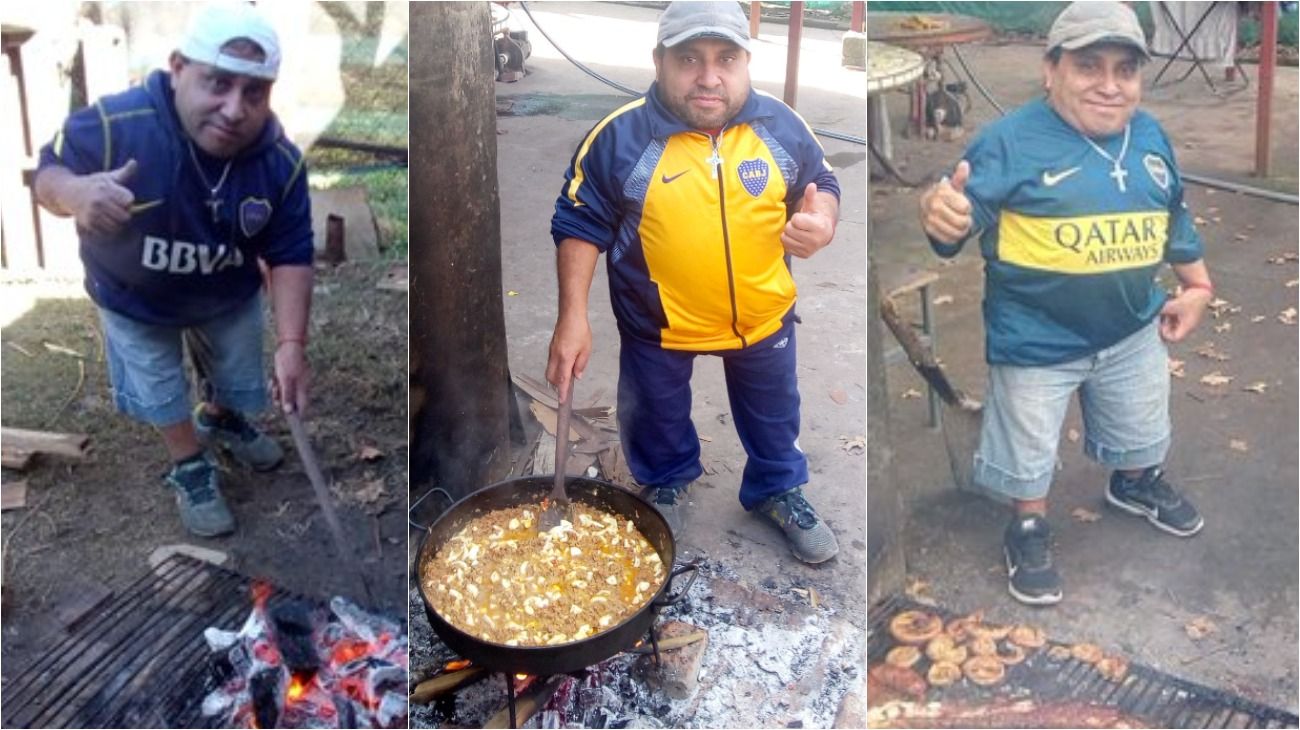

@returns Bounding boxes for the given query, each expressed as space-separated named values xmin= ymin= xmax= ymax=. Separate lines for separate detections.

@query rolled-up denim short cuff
xmin=1084 ymin=433 xmax=1170 ymax=469
xmin=210 ymin=385 xmax=268 ymax=415
xmin=113 ymin=389 xmax=192 ymax=427
xmin=973 ymin=454 xmax=1054 ymax=501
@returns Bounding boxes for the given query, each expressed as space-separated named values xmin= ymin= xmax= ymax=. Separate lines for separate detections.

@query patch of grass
xmin=305 ymin=8 xmax=408 ymax=257
xmin=309 ymin=166 xmax=408 ymax=256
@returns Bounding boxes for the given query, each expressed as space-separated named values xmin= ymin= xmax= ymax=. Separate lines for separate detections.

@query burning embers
xmin=202 ymin=583 xmax=408 ymax=728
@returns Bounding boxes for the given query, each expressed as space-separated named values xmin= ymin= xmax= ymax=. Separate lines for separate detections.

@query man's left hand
xmin=1159 ymin=287 xmax=1213 ymax=342
xmin=272 ymin=341 xmax=311 ymax=414
xmin=782 ymin=183 xmax=835 ymax=258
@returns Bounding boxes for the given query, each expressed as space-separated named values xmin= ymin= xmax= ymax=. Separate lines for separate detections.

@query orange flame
xmin=515 ymin=673 xmax=530 ymax=681
xmin=445 ymin=659 xmax=472 ymax=672
xmin=287 ymin=676 xmax=308 ymax=702
xmin=331 ymin=639 xmax=372 ymax=666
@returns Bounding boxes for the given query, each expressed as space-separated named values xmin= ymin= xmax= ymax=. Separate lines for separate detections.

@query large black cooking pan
xmin=415 ymin=476 xmax=699 ymax=676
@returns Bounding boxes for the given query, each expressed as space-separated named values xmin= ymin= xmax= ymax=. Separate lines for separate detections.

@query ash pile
xmin=203 ymin=583 xmax=408 ymax=728
xmin=409 ymin=559 xmax=863 ymax=728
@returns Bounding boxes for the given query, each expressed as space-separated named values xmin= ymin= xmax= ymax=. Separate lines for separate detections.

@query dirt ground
xmin=869 ymin=39 xmax=1299 ymax=711
xmin=0 ymin=260 xmax=410 ymax=679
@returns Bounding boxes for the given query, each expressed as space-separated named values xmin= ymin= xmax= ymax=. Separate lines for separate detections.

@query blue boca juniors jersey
xmin=38 ymin=70 xmax=313 ymax=327
xmin=932 ymin=98 xmax=1204 ymax=366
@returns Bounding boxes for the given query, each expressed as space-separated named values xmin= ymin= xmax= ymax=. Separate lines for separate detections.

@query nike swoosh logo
xmin=1042 ymin=166 xmax=1082 ymax=186
xmin=661 ymin=170 xmax=688 ymax=184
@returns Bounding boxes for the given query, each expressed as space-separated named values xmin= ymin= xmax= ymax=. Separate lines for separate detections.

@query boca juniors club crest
xmin=1143 ymin=154 xmax=1170 ymax=191
xmin=239 ymin=197 xmax=273 ymax=238
xmin=737 ymin=158 xmax=769 ymax=197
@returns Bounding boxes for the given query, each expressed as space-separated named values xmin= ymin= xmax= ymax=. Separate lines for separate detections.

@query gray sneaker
xmin=165 ymin=453 xmax=235 ymax=537
xmin=756 ymin=487 xmax=839 ymax=564
xmin=194 ymin=405 xmax=284 ymax=472
xmin=639 ymin=483 xmax=689 ymax=539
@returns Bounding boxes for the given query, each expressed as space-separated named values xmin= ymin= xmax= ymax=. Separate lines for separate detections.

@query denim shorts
xmin=98 ymin=295 xmax=268 ymax=426
xmin=973 ymin=320 xmax=1171 ymax=501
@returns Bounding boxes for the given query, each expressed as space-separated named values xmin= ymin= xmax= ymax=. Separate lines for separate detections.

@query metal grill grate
xmin=2 ymin=555 xmax=311 ymax=729
xmin=868 ymin=595 xmax=1300 ymax=729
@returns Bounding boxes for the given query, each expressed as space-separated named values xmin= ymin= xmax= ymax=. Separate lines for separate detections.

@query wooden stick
xmin=625 ymin=630 xmax=708 ymax=654
xmin=484 ymin=675 xmax=564 ymax=729
xmin=409 ymin=667 xmax=485 ymax=704
xmin=0 ymin=427 xmax=89 ymax=458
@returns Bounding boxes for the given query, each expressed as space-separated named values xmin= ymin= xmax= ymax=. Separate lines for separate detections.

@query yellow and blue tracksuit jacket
xmin=551 ymin=83 xmax=840 ymax=352
xmin=932 ymin=98 xmax=1204 ymax=366
xmin=37 ymin=70 xmax=313 ymax=327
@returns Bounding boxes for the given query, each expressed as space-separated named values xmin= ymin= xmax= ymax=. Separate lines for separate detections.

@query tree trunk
xmin=409 ymin=2 xmax=512 ymax=500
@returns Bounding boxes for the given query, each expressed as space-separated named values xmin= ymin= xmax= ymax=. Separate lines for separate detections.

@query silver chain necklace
xmin=1080 ymin=123 xmax=1131 ymax=193
xmin=186 ymin=140 xmax=233 ymax=223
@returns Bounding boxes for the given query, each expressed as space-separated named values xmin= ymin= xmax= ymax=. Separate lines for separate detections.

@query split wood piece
xmin=484 ymin=675 xmax=564 ymax=728
xmin=625 ymin=629 xmax=708 ymax=654
xmin=409 ymin=667 xmax=486 ymax=705
xmin=376 ymin=264 xmax=408 ymax=292
xmin=532 ymin=430 xmax=556 ymax=475
xmin=2 ymin=481 xmax=28 ymax=511
xmin=634 ymin=621 xmax=710 ymax=699
xmin=528 ymin=402 xmax=579 ymax=443
xmin=1 ymin=446 xmax=35 ymax=471
xmin=1 ymin=427 xmax=90 ymax=459
xmin=512 ymin=372 xmax=559 ymax=410
xmin=597 ymin=447 xmax=634 ymax=488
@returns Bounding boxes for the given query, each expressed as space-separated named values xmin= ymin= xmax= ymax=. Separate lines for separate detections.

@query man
xmin=546 ymin=2 xmax=841 ymax=563
xmin=919 ymin=2 xmax=1213 ymax=605
xmin=34 ymin=4 xmax=313 ymax=538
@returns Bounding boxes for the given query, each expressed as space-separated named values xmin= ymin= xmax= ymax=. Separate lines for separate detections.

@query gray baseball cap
xmin=657 ymin=2 xmax=751 ymax=52
xmin=1047 ymin=1 xmax=1150 ymax=59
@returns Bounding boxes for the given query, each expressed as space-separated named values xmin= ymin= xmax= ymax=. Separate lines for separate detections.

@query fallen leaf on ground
xmin=1184 ymin=616 xmax=1218 ymax=640
xmin=1071 ymin=507 xmax=1101 ymax=523
xmin=1066 ymin=428 xmax=1080 ymax=443
xmin=1194 ymin=216 xmax=1207 ymax=226
xmin=900 ymin=388 xmax=921 ymax=399
xmin=932 ymin=295 xmax=954 ymax=306
xmin=1232 ymin=233 xmax=1249 ymax=242
xmin=1279 ymin=307 xmax=1298 ymax=325
xmin=357 ymin=445 xmax=384 ymax=462
xmin=1242 ymin=382 xmax=1268 ymax=394
xmin=507 ymin=290 xmax=518 ymax=296
xmin=1168 ymin=358 xmax=1186 ymax=378
xmin=1251 ymin=315 xmax=1267 ymax=323
xmin=1194 ymin=342 xmax=1230 ymax=361
xmin=353 ymin=478 xmax=388 ymax=505
xmin=1213 ymin=322 xmax=1232 ymax=333
xmin=905 ymin=577 xmax=932 ymax=600
xmin=839 ymin=435 xmax=865 ymax=455
xmin=830 ymin=388 xmax=848 ymax=405
xmin=1200 ymin=371 xmax=1234 ymax=387
xmin=809 ymin=587 xmax=822 ymax=609
xmin=1229 ymin=439 xmax=1249 ymax=452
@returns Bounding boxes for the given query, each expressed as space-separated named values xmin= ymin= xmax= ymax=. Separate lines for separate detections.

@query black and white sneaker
xmin=1106 ymin=466 xmax=1204 ymax=537
xmin=1003 ymin=514 xmax=1063 ymax=606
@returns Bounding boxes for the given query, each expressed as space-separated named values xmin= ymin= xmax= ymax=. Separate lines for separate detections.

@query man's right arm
xmin=35 ymin=160 xmax=138 ymax=237
xmin=546 ymin=237 xmax=601 ymax=402
xmin=918 ymin=160 xmax=974 ymax=256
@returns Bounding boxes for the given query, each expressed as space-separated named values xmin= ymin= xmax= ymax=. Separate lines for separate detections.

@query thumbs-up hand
xmin=70 ymin=159 xmax=138 ymax=237
xmin=919 ymin=159 xmax=974 ymax=245
xmin=782 ymin=182 xmax=837 ymax=259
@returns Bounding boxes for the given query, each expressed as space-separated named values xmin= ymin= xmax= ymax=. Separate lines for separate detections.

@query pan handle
xmin=653 ymin=560 xmax=701 ymax=608
xmin=408 ymin=487 xmax=456 ymax=531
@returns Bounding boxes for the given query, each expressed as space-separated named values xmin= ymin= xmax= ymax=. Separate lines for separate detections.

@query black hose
xmin=517 ymin=1 xmax=865 ymax=146
xmin=950 ymin=44 xmax=1005 ymax=116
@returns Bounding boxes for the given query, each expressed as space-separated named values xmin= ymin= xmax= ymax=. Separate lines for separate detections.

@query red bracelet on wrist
xmin=1182 ymin=281 xmax=1214 ymax=297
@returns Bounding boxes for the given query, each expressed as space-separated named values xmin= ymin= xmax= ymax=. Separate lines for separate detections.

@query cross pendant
xmin=706 ymin=151 xmax=723 ymax=179
xmin=1110 ymin=165 xmax=1128 ymax=193
xmin=205 ymin=197 xmax=222 ymax=223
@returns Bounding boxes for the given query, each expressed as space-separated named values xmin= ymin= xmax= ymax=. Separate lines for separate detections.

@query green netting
xmin=868 ymin=1 xmax=1296 ymax=48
